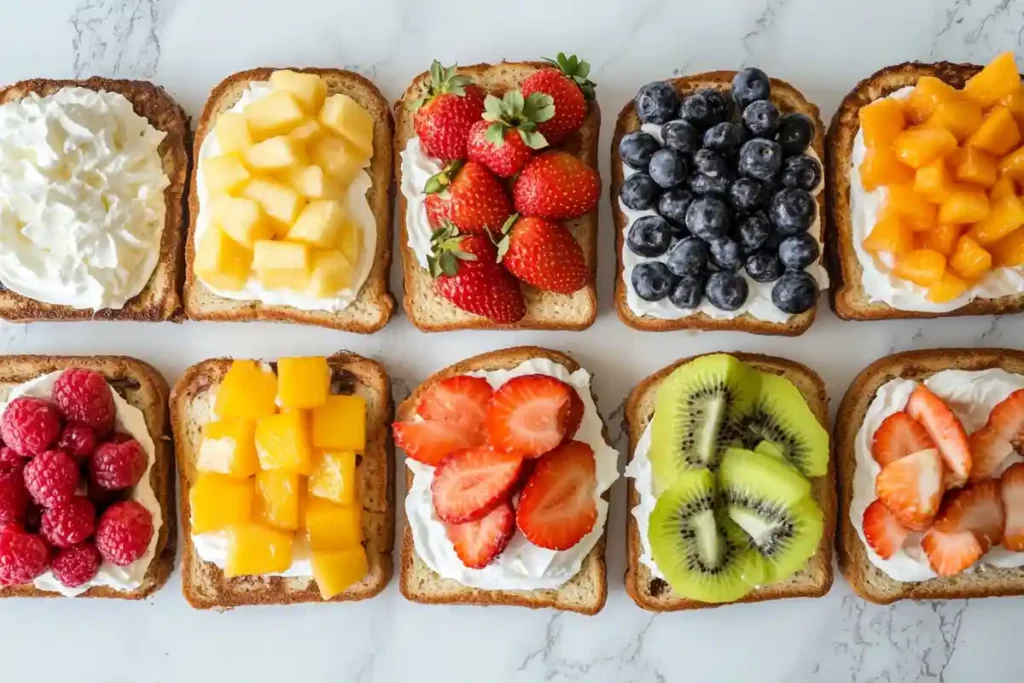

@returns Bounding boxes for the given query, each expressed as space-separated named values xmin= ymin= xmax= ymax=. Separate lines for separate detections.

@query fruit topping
xmin=497 ymin=215 xmax=588 ymax=295
xmin=1001 ymin=462 xmax=1024 ymax=551
xmin=445 ymin=501 xmax=515 ymax=569
xmin=0 ymin=525 xmax=49 ymax=585
xmin=967 ymin=426 xmax=1014 ymax=483
xmin=875 ymin=447 xmax=944 ymax=531
xmin=627 ymin=215 xmax=674 ymax=257
xmin=23 ymin=450 xmax=79 ymax=508
xmin=304 ymin=497 xmax=361 ymax=551
xmin=224 ymin=522 xmax=293 ymax=578
xmin=312 ymin=395 xmax=366 ymax=452
xmin=467 ymin=91 xmax=553 ymax=178
xmin=95 ymin=500 xmax=153 ymax=567
xmin=310 ymin=546 xmax=369 ymax=599
xmin=731 ymin=67 xmax=771 ymax=110
xmin=515 ymin=441 xmax=598 ymax=551
xmin=430 ymin=446 xmax=523 ymax=524
xmin=51 ymin=543 xmax=101 ymax=588
xmin=198 ymin=418 xmax=259 ymax=479
xmin=88 ymin=438 xmax=147 ymax=492
xmin=416 ymin=375 xmax=492 ymax=432
xmin=485 ymin=375 xmax=573 ymax=457
xmin=776 ymin=113 xmax=814 ymax=157
xmin=215 ymin=360 xmax=278 ymax=419
xmin=512 ymin=150 xmax=600 ymax=220
xmin=189 ymin=473 xmax=254 ymax=534
xmin=520 ymin=54 xmax=595 ymax=145
xmin=635 ymin=81 xmax=680 ymax=125
xmin=921 ymin=525 xmax=982 ymax=576
xmin=411 ymin=61 xmax=486 ymax=162
xmin=933 ymin=479 xmax=1004 ymax=552
xmin=619 ymin=130 xmax=661 ymax=170
xmin=862 ymin=498 xmax=910 ymax=560
xmin=276 ymin=356 xmax=330 ymax=410
xmin=57 ymin=423 xmax=97 ymax=461
xmin=51 ymin=369 xmax=115 ymax=435
xmin=423 ymin=159 xmax=513 ymax=235
xmin=254 ymin=470 xmax=301 ymax=531
xmin=308 ymin=451 xmax=357 ymax=506
xmin=1 ymin=397 xmax=61 ymax=457
xmin=905 ymin=384 xmax=972 ymax=487
xmin=255 ymin=411 xmax=313 ymax=475
xmin=631 ymin=262 xmax=675 ymax=302
xmin=870 ymin=411 xmax=935 ymax=467
xmin=40 ymin=496 xmax=96 ymax=549
xmin=393 ymin=419 xmax=484 ymax=467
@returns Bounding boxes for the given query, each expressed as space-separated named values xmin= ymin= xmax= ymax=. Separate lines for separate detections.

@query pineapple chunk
xmin=225 ymin=523 xmax=293 ymax=578
xmin=194 ymin=226 xmax=253 ymax=291
xmin=287 ymin=200 xmax=348 ymax=248
xmin=319 ymin=94 xmax=374 ymax=159
xmin=304 ymin=497 xmax=362 ymax=551
xmin=308 ymin=451 xmax=357 ymax=506
xmin=311 ymin=136 xmax=367 ymax=187
xmin=244 ymin=91 xmax=306 ymax=141
xmin=289 ymin=119 xmax=325 ymax=146
xmin=213 ymin=112 xmax=254 ymax=154
xmin=277 ymin=356 xmax=331 ymax=409
xmin=337 ymin=220 xmax=363 ymax=263
xmin=189 ymin=473 xmax=254 ymax=534
xmin=215 ymin=360 xmax=278 ymax=420
xmin=312 ymin=395 xmax=366 ymax=452
xmin=307 ymin=249 xmax=354 ymax=297
xmin=211 ymin=196 xmax=275 ymax=248
xmin=255 ymin=411 xmax=314 ymax=474
xmin=280 ymin=165 xmax=343 ymax=200
xmin=270 ymin=70 xmax=327 ymax=114
xmin=311 ymin=547 xmax=368 ymax=599
xmin=252 ymin=240 xmax=312 ymax=291
xmin=243 ymin=134 xmax=308 ymax=171
xmin=198 ymin=418 xmax=259 ymax=478
xmin=254 ymin=469 xmax=301 ymax=531
xmin=241 ymin=178 xmax=305 ymax=232
xmin=203 ymin=154 xmax=251 ymax=195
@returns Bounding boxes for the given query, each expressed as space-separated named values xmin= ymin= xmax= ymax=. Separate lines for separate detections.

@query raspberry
xmin=51 ymin=542 xmax=101 ymax=588
xmin=95 ymin=500 xmax=152 ymax=566
xmin=109 ymin=432 xmax=133 ymax=444
xmin=0 ymin=447 xmax=25 ymax=472
xmin=89 ymin=439 xmax=146 ymax=491
xmin=52 ymin=369 xmax=115 ymax=435
xmin=40 ymin=496 xmax=96 ymax=548
xmin=56 ymin=423 xmax=97 ymax=460
xmin=23 ymin=450 xmax=79 ymax=508
xmin=0 ymin=470 xmax=28 ymax=525
xmin=23 ymin=503 xmax=42 ymax=533
xmin=0 ymin=526 xmax=49 ymax=585
xmin=1 ymin=397 xmax=61 ymax=456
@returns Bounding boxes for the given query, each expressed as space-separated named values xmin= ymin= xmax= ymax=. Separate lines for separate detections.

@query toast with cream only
xmin=0 ymin=78 xmax=189 ymax=322
xmin=611 ymin=72 xmax=827 ymax=336
xmin=394 ymin=62 xmax=600 ymax=332
xmin=0 ymin=355 xmax=175 ymax=600
xmin=170 ymin=352 xmax=394 ymax=608
xmin=624 ymin=352 xmax=835 ymax=611
xmin=183 ymin=68 xmax=395 ymax=333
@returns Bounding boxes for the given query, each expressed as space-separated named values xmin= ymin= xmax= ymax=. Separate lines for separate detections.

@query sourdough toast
xmin=183 ymin=68 xmax=395 ymax=332
xmin=612 ymin=72 xmax=827 ymax=335
xmin=0 ymin=355 xmax=174 ymax=599
xmin=624 ymin=352 xmax=835 ymax=611
xmin=397 ymin=346 xmax=607 ymax=615
xmin=0 ymin=78 xmax=189 ymax=322
xmin=171 ymin=352 xmax=394 ymax=608
xmin=394 ymin=62 xmax=600 ymax=332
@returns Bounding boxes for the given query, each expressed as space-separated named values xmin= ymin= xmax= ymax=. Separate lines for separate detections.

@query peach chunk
xmin=905 ymin=76 xmax=961 ymax=123
xmin=927 ymin=271 xmax=969 ymax=303
xmin=917 ymin=223 xmax=962 ymax=256
xmin=311 ymin=547 xmax=368 ymax=599
xmin=893 ymin=125 xmax=958 ymax=169
xmin=927 ymin=98 xmax=983 ymax=142
xmin=304 ymin=497 xmax=362 ymax=552
xmin=997 ymin=146 xmax=1024 ymax=181
xmin=254 ymin=469 xmax=301 ymax=531
xmin=991 ymin=227 xmax=1024 ymax=267
xmin=964 ymin=52 xmax=1021 ymax=107
xmin=225 ymin=523 xmax=294 ymax=578
xmin=990 ymin=173 xmax=1018 ymax=202
xmin=277 ymin=356 xmax=331 ymax=410
xmin=950 ymin=147 xmax=998 ymax=188
xmin=892 ymin=249 xmax=947 ymax=286
xmin=863 ymin=213 xmax=914 ymax=256
xmin=215 ymin=360 xmax=278 ymax=420
xmin=860 ymin=146 xmax=915 ymax=190
xmin=938 ymin=188 xmax=991 ymax=224
xmin=966 ymin=106 xmax=1022 ymax=157
xmin=914 ymin=159 xmax=955 ymax=203
xmin=969 ymin=194 xmax=1024 ymax=245
xmin=255 ymin=411 xmax=314 ymax=474
xmin=860 ymin=98 xmax=907 ymax=148
xmin=190 ymin=473 xmax=254 ymax=534
xmin=198 ymin=418 xmax=259 ymax=478
xmin=886 ymin=184 xmax=937 ymax=230
xmin=1002 ymin=85 xmax=1024 ymax=129
xmin=949 ymin=234 xmax=993 ymax=280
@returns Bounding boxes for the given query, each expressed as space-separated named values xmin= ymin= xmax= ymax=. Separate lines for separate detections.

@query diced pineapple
xmin=198 ymin=418 xmax=259 ymax=478
xmin=927 ymin=271 xmax=969 ymax=303
xmin=860 ymin=146 xmax=915 ymax=191
xmin=914 ymin=159 xmax=954 ymax=203
xmin=286 ymin=200 xmax=349 ymax=248
xmin=213 ymin=112 xmax=254 ymax=154
xmin=892 ymin=126 xmax=958 ymax=169
xmin=269 ymin=70 xmax=327 ymax=114
xmin=863 ymin=213 xmax=914 ymax=256
xmin=918 ymin=223 xmax=962 ymax=256
xmin=255 ymin=410 xmax=314 ymax=474
xmin=927 ymin=98 xmax=983 ymax=142
xmin=950 ymin=147 xmax=998 ymax=188
xmin=319 ymin=94 xmax=374 ymax=159
xmin=252 ymin=240 xmax=312 ymax=291
xmin=215 ymin=360 xmax=278 ymax=420
xmin=280 ymin=165 xmax=343 ymax=200
xmin=254 ymin=469 xmax=301 ymax=531
xmin=966 ymin=106 xmax=1022 ymax=156
xmin=225 ymin=523 xmax=294 ymax=578
xmin=307 ymin=249 xmax=354 ymax=297
xmin=241 ymin=179 xmax=305 ymax=232
xmin=904 ymin=76 xmax=961 ymax=124
xmin=304 ymin=497 xmax=362 ymax=552
xmin=311 ymin=547 xmax=368 ymax=599
xmin=289 ymin=119 xmax=325 ymax=146
xmin=312 ymin=395 xmax=366 ymax=452
xmin=964 ymin=52 xmax=1021 ymax=107
xmin=992 ymin=227 xmax=1024 ymax=266
xmin=885 ymin=184 xmax=937 ymax=230
xmin=211 ymin=196 xmax=276 ymax=248
xmin=203 ymin=154 xmax=251 ymax=195
xmin=194 ymin=226 xmax=253 ymax=291
xmin=949 ymin=234 xmax=993 ymax=279
xmin=337 ymin=220 xmax=362 ymax=263
xmin=243 ymin=135 xmax=308 ymax=171
xmin=277 ymin=357 xmax=330 ymax=409
xmin=892 ymin=249 xmax=947 ymax=286
xmin=938 ymin=187 xmax=991 ymax=224
xmin=969 ymin=194 xmax=1024 ymax=245
xmin=991 ymin=173 xmax=1018 ymax=202
xmin=190 ymin=473 xmax=254 ymax=534
xmin=998 ymin=147 xmax=1024 ymax=180
xmin=310 ymin=136 xmax=367 ymax=187
xmin=244 ymin=91 xmax=307 ymax=141
xmin=308 ymin=451 xmax=357 ymax=506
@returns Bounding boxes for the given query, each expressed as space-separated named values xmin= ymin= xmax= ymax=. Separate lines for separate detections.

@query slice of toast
xmin=394 ymin=62 xmax=600 ymax=332
xmin=183 ymin=68 xmax=395 ymax=333
xmin=397 ymin=346 xmax=607 ymax=615
xmin=0 ymin=78 xmax=189 ymax=322
xmin=837 ymin=348 xmax=1024 ymax=604
xmin=612 ymin=72 xmax=827 ymax=335
xmin=827 ymin=61 xmax=1024 ymax=320
xmin=0 ymin=355 xmax=175 ymax=599
xmin=624 ymin=352 xmax=835 ymax=611
xmin=171 ymin=352 xmax=394 ymax=608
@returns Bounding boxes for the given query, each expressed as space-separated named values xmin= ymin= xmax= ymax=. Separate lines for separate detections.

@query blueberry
xmin=665 ymin=237 xmax=709 ymax=277
xmin=679 ymin=92 xmax=722 ymax=130
xmin=731 ymin=67 xmax=771 ymax=110
xmin=744 ymin=249 xmax=785 ymax=283
xmin=703 ymin=122 xmax=746 ymax=157
xmin=697 ymin=89 xmax=731 ymax=124
xmin=709 ymin=239 xmax=743 ymax=272
xmin=635 ymin=82 xmax=680 ymax=125
xmin=631 ymin=262 xmax=676 ymax=302
xmin=729 ymin=178 xmax=771 ymax=213
xmin=620 ymin=173 xmax=661 ymax=210
xmin=769 ymin=188 xmax=816 ymax=235
xmin=777 ymin=113 xmax=814 ymax=157
xmin=627 ymin=215 xmax=674 ymax=257
xmin=742 ymin=100 xmax=780 ymax=138
xmin=778 ymin=233 xmax=821 ymax=270
xmin=689 ymin=172 xmax=732 ymax=198
xmin=661 ymin=120 xmax=701 ymax=155
xmin=693 ymin=149 xmax=729 ymax=178
xmin=658 ymin=188 xmax=694 ymax=233
xmin=779 ymin=154 xmax=823 ymax=192
xmin=685 ymin=197 xmax=730 ymax=241
xmin=669 ymin=275 xmax=706 ymax=309
xmin=771 ymin=271 xmax=818 ymax=313
xmin=705 ymin=271 xmax=749 ymax=311
xmin=648 ymin=149 xmax=689 ymax=189
xmin=737 ymin=138 xmax=784 ymax=182
xmin=619 ymin=131 xmax=662 ymax=170
xmin=733 ymin=211 xmax=771 ymax=252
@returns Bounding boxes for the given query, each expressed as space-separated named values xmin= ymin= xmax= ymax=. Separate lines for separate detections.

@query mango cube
xmin=288 ymin=119 xmax=325 ymax=146
xmin=280 ymin=165 xmax=343 ymax=200
xmin=863 ymin=214 xmax=914 ymax=256
xmin=885 ymin=184 xmax=937 ymax=230
xmin=950 ymin=147 xmax=998 ymax=188
xmin=211 ymin=196 xmax=276 ymax=248
xmin=991 ymin=173 xmax=1018 ymax=202
xmin=311 ymin=547 xmax=368 ymax=599
xmin=992 ymin=227 xmax=1024 ymax=266
xmin=308 ymin=451 xmax=357 ymax=505
xmin=213 ymin=112 xmax=254 ymax=154
xmin=998 ymin=147 xmax=1024 ymax=180
xmin=224 ymin=523 xmax=293 ymax=578
xmin=927 ymin=271 xmax=969 ymax=303
xmin=203 ymin=154 xmax=252 ymax=195
xmin=1002 ymin=86 xmax=1024 ymax=129
xmin=198 ymin=418 xmax=259 ymax=478
xmin=307 ymin=249 xmax=355 ymax=297
xmin=270 ymin=70 xmax=327 ymax=114
xmin=312 ymin=394 xmax=366 ymax=451
xmin=860 ymin=146 xmax=915 ymax=190
xmin=277 ymin=356 xmax=330 ymax=409
xmin=241 ymin=179 xmax=305 ymax=232
xmin=215 ymin=360 xmax=278 ymax=419
xmin=254 ymin=469 xmax=301 ymax=531
xmin=918 ymin=222 xmax=962 ymax=256
xmin=938 ymin=188 xmax=991 ymax=224
xmin=304 ymin=497 xmax=362 ymax=551
xmin=189 ymin=473 xmax=254 ymax=534
xmin=949 ymin=234 xmax=993 ymax=280
xmin=892 ymin=248 xmax=947 ymax=286
xmin=311 ymin=136 xmax=367 ymax=187
xmin=969 ymin=194 xmax=1024 ymax=245
xmin=966 ymin=106 xmax=1021 ymax=156
xmin=904 ymin=76 xmax=960 ymax=123
xmin=244 ymin=91 xmax=306 ymax=141
xmin=194 ymin=227 xmax=253 ymax=291
xmin=893 ymin=126 xmax=958 ymax=169
xmin=914 ymin=159 xmax=954 ymax=203
xmin=255 ymin=411 xmax=313 ymax=474
xmin=319 ymin=94 xmax=374 ymax=159
xmin=927 ymin=98 xmax=983 ymax=142
xmin=964 ymin=52 xmax=1021 ymax=107
xmin=243 ymin=135 xmax=308 ymax=171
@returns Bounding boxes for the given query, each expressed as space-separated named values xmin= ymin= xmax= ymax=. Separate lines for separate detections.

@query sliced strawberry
xmin=516 ymin=441 xmax=598 ymax=550
xmin=933 ymin=479 xmax=1004 ymax=551
xmin=875 ymin=447 xmax=944 ymax=531
xmin=393 ymin=420 xmax=483 ymax=467
xmin=862 ymin=499 xmax=911 ymax=559
xmin=905 ymin=384 xmax=972 ymax=487
xmin=871 ymin=411 xmax=935 ymax=468
xmin=445 ymin=501 xmax=515 ymax=569
xmin=563 ymin=388 xmax=584 ymax=442
xmin=416 ymin=375 xmax=493 ymax=434
xmin=431 ymin=446 xmax=522 ymax=523
xmin=968 ymin=426 xmax=1014 ymax=482
xmin=486 ymin=375 xmax=572 ymax=457
xmin=1001 ymin=462 xmax=1024 ymax=551
xmin=921 ymin=526 xmax=983 ymax=576
xmin=986 ymin=388 xmax=1024 ymax=449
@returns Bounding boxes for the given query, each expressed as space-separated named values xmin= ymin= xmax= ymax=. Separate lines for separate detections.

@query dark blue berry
xmin=669 ymin=275 xmax=705 ymax=309
xmin=627 ymin=215 xmax=674 ymax=257
xmin=618 ymin=131 xmax=661 ymax=170
xmin=778 ymin=233 xmax=821 ymax=270
xmin=729 ymin=178 xmax=771 ymax=213
xmin=658 ymin=188 xmax=694 ymax=234
xmin=709 ymin=239 xmax=743 ymax=272
xmin=733 ymin=212 xmax=771 ymax=253
xmin=661 ymin=120 xmax=701 ymax=155
xmin=665 ymin=237 xmax=709 ymax=277
xmin=649 ymin=149 xmax=689 ymax=189
xmin=689 ymin=172 xmax=732 ymax=197
xmin=685 ymin=197 xmax=730 ymax=242
xmin=738 ymin=138 xmax=784 ymax=182
xmin=742 ymin=100 xmax=779 ymax=138
xmin=703 ymin=122 xmax=746 ymax=157
xmin=706 ymin=271 xmax=749 ymax=311
xmin=698 ymin=89 xmax=731 ymax=123
xmin=769 ymin=188 xmax=816 ymax=235
xmin=679 ymin=92 xmax=722 ymax=130
xmin=771 ymin=271 xmax=818 ymax=313
xmin=777 ymin=113 xmax=814 ymax=157
xmin=744 ymin=250 xmax=785 ymax=283
xmin=693 ymin=149 xmax=729 ymax=178
xmin=631 ymin=262 xmax=676 ymax=301
xmin=620 ymin=173 xmax=661 ymax=211
xmin=731 ymin=67 xmax=771 ymax=110
xmin=779 ymin=154 xmax=823 ymax=192
xmin=636 ymin=82 xmax=680 ymax=125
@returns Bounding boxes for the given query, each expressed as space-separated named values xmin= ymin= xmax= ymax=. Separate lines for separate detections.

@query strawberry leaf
xmin=482 ymin=93 xmax=505 ymax=121
xmin=518 ymin=128 xmax=548 ymax=150
xmin=523 ymin=93 xmax=555 ymax=123
xmin=485 ymin=122 xmax=507 ymax=147
xmin=542 ymin=53 xmax=597 ymax=101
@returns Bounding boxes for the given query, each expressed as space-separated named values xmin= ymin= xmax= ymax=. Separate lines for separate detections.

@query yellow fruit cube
xmin=964 ymin=52 xmax=1021 ymax=107
xmin=211 ymin=196 xmax=276 ymax=248
xmin=938 ymin=187 xmax=991 ymax=224
xmin=949 ymin=234 xmax=993 ymax=279
xmin=969 ymin=194 xmax=1024 ymax=245
xmin=892 ymin=248 xmax=947 ymax=286
xmin=241 ymin=179 xmax=305 ymax=232
xmin=927 ymin=98 xmax=983 ymax=142
xmin=252 ymin=240 xmax=312 ymax=290
xmin=224 ymin=523 xmax=293 ymax=578
xmin=242 ymin=134 xmax=308 ymax=171
xmin=203 ymin=154 xmax=251 ymax=195
xmin=255 ymin=411 xmax=314 ymax=474
xmin=213 ymin=112 xmax=254 ymax=154
xmin=189 ymin=473 xmax=254 ymax=534
xmin=950 ymin=146 xmax=998 ymax=188
xmin=194 ymin=227 xmax=253 ymax=291
xmin=992 ymin=227 xmax=1024 ymax=266
xmin=1002 ymin=85 xmax=1024 ymax=129
xmin=966 ymin=106 xmax=1022 ymax=156
xmin=270 ymin=70 xmax=327 ymax=114
xmin=215 ymin=360 xmax=278 ymax=419
xmin=312 ymin=394 xmax=366 ymax=452
xmin=863 ymin=213 xmax=914 ymax=256
xmin=308 ymin=451 xmax=357 ymax=505
xmin=998 ymin=147 xmax=1024 ymax=180
xmin=286 ymin=200 xmax=348 ymax=248
xmin=892 ymin=125 xmax=958 ymax=169
xmin=904 ymin=76 xmax=960 ymax=124
xmin=311 ymin=547 xmax=368 ymax=599
xmin=254 ymin=469 xmax=301 ymax=531
xmin=307 ymin=249 xmax=354 ymax=297
xmin=288 ymin=119 xmax=325 ymax=147
xmin=310 ymin=136 xmax=367 ymax=187
xmin=280 ymin=165 xmax=343 ymax=200
xmin=244 ymin=91 xmax=307 ymax=141
xmin=319 ymin=94 xmax=374 ymax=159
xmin=337 ymin=220 xmax=363 ymax=263
xmin=304 ymin=497 xmax=362 ymax=551
xmin=255 ymin=267 xmax=311 ymax=291
xmin=991 ymin=173 xmax=1018 ymax=202
xmin=918 ymin=223 xmax=962 ymax=256
xmin=277 ymin=357 xmax=330 ymax=409
xmin=927 ymin=271 xmax=969 ymax=303
xmin=198 ymin=418 xmax=259 ymax=478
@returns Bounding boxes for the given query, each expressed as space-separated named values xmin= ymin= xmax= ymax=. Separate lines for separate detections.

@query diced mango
xmin=904 ymin=76 xmax=960 ymax=123
xmin=886 ymin=184 xmax=937 ymax=230
xmin=243 ymin=135 xmax=308 ymax=171
xmin=288 ymin=119 xmax=325 ymax=147
xmin=198 ymin=418 xmax=259 ymax=478
xmin=224 ymin=523 xmax=294 ymax=578
xmin=241 ymin=179 xmax=305 ymax=232
xmin=927 ymin=97 xmax=984 ymax=142
xmin=277 ymin=356 xmax=330 ymax=409
xmin=998 ymin=147 xmax=1024 ymax=180
xmin=927 ymin=271 xmax=969 ymax=303
xmin=863 ymin=213 xmax=914 ymax=256
xmin=310 ymin=136 xmax=367 ymax=187
xmin=194 ymin=226 xmax=253 ymax=291
xmin=914 ymin=159 xmax=955 ymax=203
xmin=949 ymin=234 xmax=993 ymax=279
xmin=269 ymin=70 xmax=327 ymax=114
xmin=307 ymin=249 xmax=354 ymax=297
xmin=918 ymin=222 xmax=962 ymax=256
xmin=950 ymin=146 xmax=998 ymax=187
xmin=255 ymin=411 xmax=313 ymax=474
xmin=939 ymin=187 xmax=991 ymax=224
xmin=213 ymin=112 xmax=254 ymax=154
xmin=892 ymin=249 xmax=947 ymax=286
xmin=991 ymin=227 xmax=1024 ymax=266
xmin=244 ymin=91 xmax=307 ymax=141
xmin=964 ymin=52 xmax=1021 ymax=107
xmin=215 ymin=360 xmax=278 ymax=420
xmin=211 ymin=196 xmax=276 ymax=248
xmin=308 ymin=451 xmax=357 ymax=505
xmin=893 ymin=126 xmax=958 ymax=169
xmin=860 ymin=146 xmax=915 ymax=191
xmin=280 ymin=165 xmax=343 ymax=200
xmin=203 ymin=154 xmax=251 ymax=195
xmin=304 ymin=497 xmax=362 ymax=552
xmin=254 ymin=469 xmax=301 ymax=531
xmin=969 ymin=194 xmax=1024 ymax=244
xmin=287 ymin=200 xmax=349 ymax=248
xmin=991 ymin=173 xmax=1018 ymax=202
xmin=1002 ymin=85 xmax=1024 ymax=129
xmin=311 ymin=547 xmax=368 ymax=599
xmin=189 ymin=473 xmax=253 ymax=534
xmin=966 ymin=106 xmax=1021 ymax=156
xmin=319 ymin=94 xmax=374 ymax=159
xmin=312 ymin=394 xmax=366 ymax=452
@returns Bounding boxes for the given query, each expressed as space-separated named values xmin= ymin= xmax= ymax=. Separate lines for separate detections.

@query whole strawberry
xmin=423 ymin=160 xmax=512 ymax=235
xmin=497 ymin=215 xmax=588 ymax=294
xmin=1 ymin=397 xmax=61 ymax=457
xmin=411 ymin=61 xmax=486 ymax=163
xmin=466 ymin=90 xmax=554 ymax=178
xmin=512 ymin=151 xmax=600 ymax=220
xmin=520 ymin=53 xmax=595 ymax=145
xmin=0 ymin=525 xmax=49 ymax=585
xmin=428 ymin=224 xmax=526 ymax=324
xmin=52 ymin=369 xmax=115 ymax=435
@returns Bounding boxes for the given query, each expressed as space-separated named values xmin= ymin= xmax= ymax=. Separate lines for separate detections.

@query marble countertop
xmin=1 ymin=0 xmax=1023 ymax=680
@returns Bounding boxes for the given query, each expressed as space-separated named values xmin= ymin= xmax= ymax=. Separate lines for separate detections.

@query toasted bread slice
xmin=837 ymin=348 xmax=1024 ymax=604
xmin=397 ymin=346 xmax=607 ymax=615
xmin=624 ymin=352 xmax=835 ymax=611
xmin=612 ymin=72 xmax=827 ymax=335
xmin=0 ymin=355 xmax=174 ymax=599
xmin=827 ymin=61 xmax=1024 ymax=320
xmin=394 ymin=62 xmax=599 ymax=332
xmin=183 ymin=68 xmax=395 ymax=333
xmin=171 ymin=352 xmax=394 ymax=608
xmin=0 ymin=78 xmax=189 ymax=322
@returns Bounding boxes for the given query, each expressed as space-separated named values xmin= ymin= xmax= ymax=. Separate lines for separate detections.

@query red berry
xmin=41 ymin=496 xmax=96 ymax=549
xmin=23 ymin=450 xmax=80 ymax=508
xmin=466 ymin=118 xmax=534 ymax=179
xmin=89 ymin=439 xmax=147 ymax=491
xmin=498 ymin=215 xmax=588 ymax=295
xmin=520 ymin=55 xmax=594 ymax=145
xmin=51 ymin=543 xmax=101 ymax=588
xmin=515 ymin=441 xmax=598 ymax=551
xmin=0 ymin=526 xmax=49 ymax=585
xmin=512 ymin=150 xmax=601 ymax=221
xmin=51 ymin=369 xmax=115 ymax=435
xmin=95 ymin=500 xmax=153 ymax=566
xmin=57 ymin=423 xmax=97 ymax=460
xmin=412 ymin=62 xmax=486 ymax=163
xmin=0 ymin=447 xmax=25 ymax=472
xmin=423 ymin=160 xmax=512 ymax=236
xmin=430 ymin=229 xmax=526 ymax=324
xmin=0 ymin=470 xmax=29 ymax=525
xmin=1 ymin=397 xmax=61 ymax=456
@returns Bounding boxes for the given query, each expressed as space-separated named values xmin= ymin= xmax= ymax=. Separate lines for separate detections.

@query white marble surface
xmin=0 ymin=0 xmax=1022 ymax=680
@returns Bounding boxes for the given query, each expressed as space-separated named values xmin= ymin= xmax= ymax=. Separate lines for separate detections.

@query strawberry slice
xmin=445 ymin=501 xmax=515 ymax=569
xmin=933 ymin=479 xmax=1004 ymax=552
xmin=516 ymin=440 xmax=598 ymax=550
xmin=871 ymin=411 xmax=935 ymax=468
xmin=431 ymin=446 xmax=523 ymax=523
xmin=1001 ymin=462 xmax=1024 ymax=551
xmin=416 ymin=375 xmax=493 ymax=433
xmin=486 ymin=375 xmax=573 ymax=457
xmin=905 ymin=384 xmax=972 ymax=487
xmin=921 ymin=526 xmax=983 ymax=576
xmin=986 ymin=388 xmax=1024 ymax=448
xmin=968 ymin=426 xmax=1015 ymax=482
xmin=563 ymin=388 xmax=585 ymax=442
xmin=862 ymin=499 xmax=911 ymax=559
xmin=393 ymin=420 xmax=484 ymax=467
xmin=875 ymin=447 xmax=944 ymax=531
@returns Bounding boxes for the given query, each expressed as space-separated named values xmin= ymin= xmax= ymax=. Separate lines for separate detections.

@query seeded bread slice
xmin=0 ymin=355 xmax=174 ymax=599
xmin=624 ymin=352 xmax=835 ymax=611
xmin=183 ymin=68 xmax=395 ymax=333
xmin=171 ymin=352 xmax=394 ymax=608
xmin=0 ymin=78 xmax=189 ymax=322
xmin=394 ymin=62 xmax=600 ymax=332
xmin=397 ymin=346 xmax=607 ymax=615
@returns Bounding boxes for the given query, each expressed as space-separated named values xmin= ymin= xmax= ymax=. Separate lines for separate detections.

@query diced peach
xmin=893 ymin=125 xmax=958 ymax=169
xmin=969 ymin=194 xmax=1024 ymax=245
xmin=938 ymin=187 xmax=991 ymax=224
xmin=966 ymin=106 xmax=1022 ymax=156
xmin=189 ymin=473 xmax=254 ymax=534
xmin=860 ymin=146 xmax=916 ymax=191
xmin=311 ymin=395 xmax=366 ymax=451
xmin=914 ymin=159 xmax=955 ymax=203
xmin=886 ymin=184 xmax=937 ymax=230
xmin=311 ymin=547 xmax=368 ymax=599
xmin=860 ymin=98 xmax=907 ymax=148
xmin=949 ymin=234 xmax=993 ymax=279
xmin=215 ymin=360 xmax=278 ymax=419
xmin=254 ymin=469 xmax=301 ymax=531
xmin=917 ymin=223 xmax=962 ymax=256
xmin=927 ymin=271 xmax=969 ymax=303
xmin=950 ymin=146 xmax=998 ymax=187
xmin=892 ymin=249 xmax=947 ymax=286
xmin=198 ymin=418 xmax=259 ymax=478
xmin=998 ymin=147 xmax=1024 ymax=180
xmin=309 ymin=451 xmax=357 ymax=505
xmin=255 ymin=411 xmax=314 ymax=474
xmin=905 ymin=76 xmax=961 ymax=123
xmin=927 ymin=97 xmax=983 ymax=142
xmin=964 ymin=52 xmax=1021 ymax=107
xmin=991 ymin=227 xmax=1024 ymax=266
xmin=1001 ymin=85 xmax=1024 ymax=129
xmin=304 ymin=497 xmax=362 ymax=552
xmin=991 ymin=173 xmax=1018 ymax=202
xmin=224 ymin=523 xmax=293 ymax=578
xmin=863 ymin=213 xmax=915 ymax=255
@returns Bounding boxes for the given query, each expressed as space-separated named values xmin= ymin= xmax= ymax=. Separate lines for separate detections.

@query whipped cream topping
xmin=851 ymin=369 xmax=1024 ymax=582
xmin=399 ymin=137 xmax=443 ymax=269
xmin=849 ymin=86 xmax=1024 ymax=311
xmin=194 ymin=82 xmax=377 ymax=312
xmin=0 ymin=87 xmax=169 ymax=310
xmin=619 ymin=122 xmax=830 ymax=322
xmin=404 ymin=358 xmax=620 ymax=591
xmin=623 ymin=422 xmax=664 ymax=579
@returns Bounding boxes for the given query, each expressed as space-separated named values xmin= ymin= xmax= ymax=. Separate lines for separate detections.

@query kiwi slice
xmin=649 ymin=354 xmax=760 ymax=489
